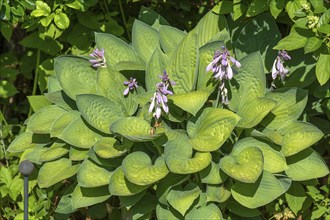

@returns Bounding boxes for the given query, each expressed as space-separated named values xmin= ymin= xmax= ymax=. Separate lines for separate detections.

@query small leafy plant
xmin=7 ymin=8 xmax=329 ymax=219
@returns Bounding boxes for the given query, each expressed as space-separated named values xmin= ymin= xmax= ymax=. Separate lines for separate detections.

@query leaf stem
xmin=28 ymin=49 xmax=41 ymax=117
xmin=118 ymin=0 xmax=131 ymax=41
xmin=213 ymin=83 xmax=221 ymax=108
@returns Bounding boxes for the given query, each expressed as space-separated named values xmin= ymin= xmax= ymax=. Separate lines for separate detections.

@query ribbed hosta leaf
xmin=59 ymin=117 xmax=101 ymax=149
xmin=50 ymin=110 xmax=80 ymax=137
xmin=262 ymin=88 xmax=308 ymax=129
xmin=169 ymin=91 xmax=210 ymax=116
xmin=197 ymin=41 xmax=224 ymax=93
xmin=206 ymin=184 xmax=231 ymax=203
xmin=95 ymin=32 xmax=145 ymax=71
xmin=71 ymin=185 xmax=110 ymax=209
xmin=69 ymin=147 xmax=89 ymax=161
xmin=39 ymin=142 xmax=69 ymax=162
xmin=119 ymin=191 xmax=145 ymax=210
xmin=188 ymin=108 xmax=240 ymax=151
xmin=156 ymin=203 xmax=181 ymax=220
xmin=159 ymin=25 xmax=186 ymax=54
xmin=165 ymin=139 xmax=212 ymax=174
xmin=220 ymin=147 xmax=263 ymax=183
xmin=233 ymin=137 xmax=288 ymax=173
xmin=146 ymin=48 xmax=168 ymax=91
xmin=97 ymin=68 xmax=138 ymax=116
xmin=167 ymin=31 xmax=198 ymax=94
xmin=7 ymin=132 xmax=50 ymax=153
xmin=185 ymin=203 xmax=223 ymax=220
xmin=77 ymin=159 xmax=113 ymax=187
xmin=77 ymin=94 xmax=125 ymax=134
xmin=54 ymin=56 xmax=97 ymax=100
xmin=38 ymin=158 xmax=79 ymax=188
xmin=236 ymin=97 xmax=276 ymax=128
xmin=94 ymin=137 xmax=129 ymax=159
xmin=109 ymin=166 xmax=148 ymax=196
xmin=285 ymin=149 xmax=329 ymax=181
xmin=132 ymin=20 xmax=160 ymax=62
xmin=167 ymin=183 xmax=200 ymax=216
xmin=27 ymin=105 xmax=66 ymax=134
xmin=231 ymin=171 xmax=291 ymax=209
xmin=110 ymin=117 xmax=161 ymax=142
xmin=44 ymin=90 xmax=77 ymax=110
xmin=122 ymin=151 xmax=169 ymax=185
xmin=278 ymin=120 xmax=323 ymax=156
xmin=200 ymin=162 xmax=228 ymax=184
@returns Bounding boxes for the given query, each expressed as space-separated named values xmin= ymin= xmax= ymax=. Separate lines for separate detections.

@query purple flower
xmin=206 ymin=46 xmax=241 ymax=81
xmin=160 ymin=70 xmax=175 ymax=85
xmin=123 ymin=77 xmax=138 ymax=96
xmin=89 ymin=48 xmax=106 ymax=68
xmin=272 ymin=50 xmax=291 ymax=81
xmin=149 ymin=82 xmax=173 ymax=119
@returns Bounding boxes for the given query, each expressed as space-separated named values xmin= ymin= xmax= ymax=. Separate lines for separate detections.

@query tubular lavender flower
xmin=89 ymin=48 xmax=106 ymax=68
xmin=123 ymin=77 xmax=138 ymax=96
xmin=206 ymin=46 xmax=241 ymax=106
xmin=272 ymin=50 xmax=291 ymax=81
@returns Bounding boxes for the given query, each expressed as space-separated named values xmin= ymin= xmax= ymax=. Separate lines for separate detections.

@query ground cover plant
xmin=2 ymin=0 xmax=330 ymax=219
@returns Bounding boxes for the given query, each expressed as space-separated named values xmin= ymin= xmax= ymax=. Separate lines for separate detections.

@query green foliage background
xmin=0 ymin=0 xmax=329 ymax=219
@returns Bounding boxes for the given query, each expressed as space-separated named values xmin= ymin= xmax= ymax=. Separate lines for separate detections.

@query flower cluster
xmin=89 ymin=48 xmax=106 ymax=68
xmin=206 ymin=46 xmax=241 ymax=105
xmin=149 ymin=71 xmax=174 ymax=120
xmin=123 ymin=77 xmax=138 ymax=96
xmin=271 ymin=50 xmax=291 ymax=81
xmin=307 ymin=15 xmax=319 ymax=29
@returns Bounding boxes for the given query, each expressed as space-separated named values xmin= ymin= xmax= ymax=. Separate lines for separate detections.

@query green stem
xmin=118 ymin=0 xmax=131 ymax=41
xmin=28 ymin=49 xmax=41 ymax=117
xmin=213 ymin=84 xmax=221 ymax=108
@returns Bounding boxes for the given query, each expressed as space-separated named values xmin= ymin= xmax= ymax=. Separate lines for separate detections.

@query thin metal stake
xmin=19 ymin=160 xmax=34 ymax=220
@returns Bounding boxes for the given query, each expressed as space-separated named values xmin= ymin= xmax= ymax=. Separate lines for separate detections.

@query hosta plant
xmin=7 ymin=9 xmax=329 ymax=219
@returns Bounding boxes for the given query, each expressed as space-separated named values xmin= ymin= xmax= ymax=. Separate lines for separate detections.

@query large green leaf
xmin=167 ymin=183 xmax=200 ymax=216
xmin=7 ymin=132 xmax=50 ymax=153
xmin=159 ymin=25 xmax=186 ymax=54
xmin=77 ymin=159 xmax=113 ymax=187
xmin=185 ymin=203 xmax=223 ymax=220
xmin=169 ymin=91 xmax=210 ymax=116
xmin=50 ymin=111 xmax=81 ymax=138
xmin=54 ymin=56 xmax=98 ymax=100
xmin=44 ymin=90 xmax=77 ymax=110
xmin=77 ymin=94 xmax=125 ymax=134
xmin=156 ymin=203 xmax=182 ymax=220
xmin=164 ymin=139 xmax=212 ymax=174
xmin=232 ymin=137 xmax=287 ymax=173
xmin=59 ymin=117 xmax=102 ymax=149
xmin=39 ymin=142 xmax=69 ymax=162
xmin=132 ymin=20 xmax=160 ymax=62
xmin=278 ymin=120 xmax=324 ymax=156
xmin=273 ymin=27 xmax=312 ymax=51
xmin=316 ymin=54 xmax=330 ymax=85
xmin=262 ymin=88 xmax=308 ymax=129
xmin=206 ymin=184 xmax=231 ymax=203
xmin=38 ymin=158 xmax=79 ymax=188
xmin=220 ymin=147 xmax=263 ymax=183
xmin=94 ymin=137 xmax=129 ymax=159
xmin=27 ymin=95 xmax=52 ymax=112
xmin=71 ymin=185 xmax=110 ymax=209
xmin=110 ymin=117 xmax=160 ymax=142
xmin=200 ymin=162 xmax=228 ymax=184
xmin=108 ymin=166 xmax=148 ymax=196
xmin=197 ymin=41 xmax=224 ymax=93
xmin=235 ymin=13 xmax=280 ymax=71
xmin=122 ymin=151 xmax=169 ymax=186
xmin=167 ymin=31 xmax=198 ymax=94
xmin=231 ymin=171 xmax=291 ymax=208
xmin=97 ymin=68 xmax=137 ymax=116
xmin=188 ymin=108 xmax=240 ymax=151
xmin=285 ymin=149 xmax=329 ymax=181
xmin=145 ymin=48 xmax=168 ymax=91
xmin=129 ymin=192 xmax=158 ymax=220
xmin=119 ymin=191 xmax=146 ymax=210
xmin=95 ymin=32 xmax=145 ymax=71
xmin=285 ymin=182 xmax=306 ymax=215
xmin=27 ymin=105 xmax=66 ymax=134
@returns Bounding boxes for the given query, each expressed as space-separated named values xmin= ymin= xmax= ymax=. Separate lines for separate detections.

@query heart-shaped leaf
xmin=122 ymin=151 xmax=169 ymax=185
xmin=38 ymin=158 xmax=79 ymax=188
xmin=200 ymin=162 xmax=228 ymax=184
xmin=7 ymin=132 xmax=50 ymax=153
xmin=165 ymin=139 xmax=212 ymax=174
xmin=167 ymin=183 xmax=200 ymax=216
xmin=206 ymin=184 xmax=231 ymax=203
xmin=54 ymin=56 xmax=98 ymax=100
xmin=108 ymin=166 xmax=148 ymax=196
xmin=110 ymin=117 xmax=161 ymax=142
xmin=94 ymin=137 xmax=129 ymax=159
xmin=188 ymin=108 xmax=240 ymax=151
xmin=77 ymin=159 xmax=113 ymax=187
xmin=285 ymin=149 xmax=329 ymax=181
xmin=159 ymin=25 xmax=186 ymax=54
xmin=220 ymin=147 xmax=263 ymax=183
xmin=71 ymin=185 xmax=110 ymax=209
xmin=185 ymin=203 xmax=224 ymax=220
xmin=233 ymin=137 xmax=288 ymax=173
xmin=50 ymin=110 xmax=81 ymax=137
xmin=77 ymin=94 xmax=125 ymax=134
xmin=231 ymin=171 xmax=291 ymax=209
xmin=39 ymin=142 xmax=69 ymax=162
